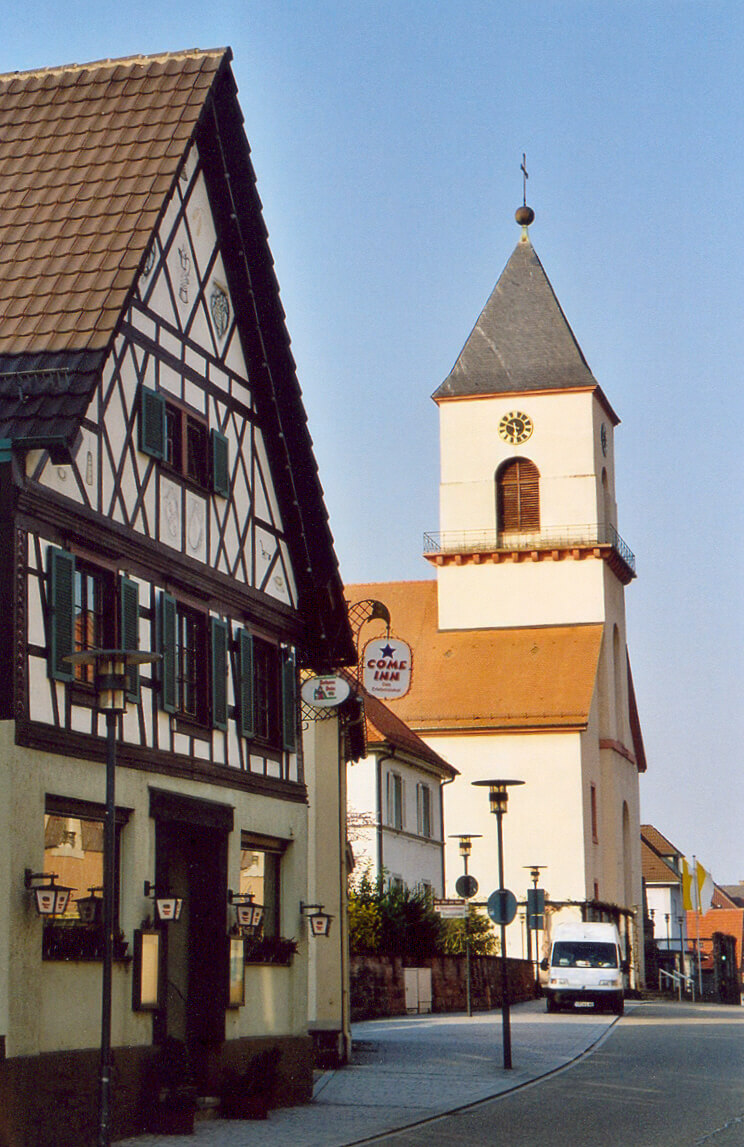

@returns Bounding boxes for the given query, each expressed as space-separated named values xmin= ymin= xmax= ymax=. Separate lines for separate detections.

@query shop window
xmin=239 ymin=833 xmax=292 ymax=963
xmin=417 ymin=783 xmax=432 ymax=838
xmin=41 ymin=797 xmax=128 ymax=961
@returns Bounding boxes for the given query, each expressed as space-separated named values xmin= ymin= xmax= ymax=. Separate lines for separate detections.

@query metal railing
xmin=423 ymin=522 xmax=636 ymax=574
xmin=659 ymin=967 xmax=695 ymax=1002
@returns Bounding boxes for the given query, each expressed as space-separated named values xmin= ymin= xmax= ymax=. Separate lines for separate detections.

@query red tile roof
xmin=0 ymin=49 xmax=227 ymax=357
xmin=345 ymin=580 xmax=604 ymax=733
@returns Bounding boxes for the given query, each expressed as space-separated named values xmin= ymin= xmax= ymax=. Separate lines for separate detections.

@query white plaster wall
xmin=436 ymin=558 xmax=606 ymax=629
xmin=438 ymin=391 xmax=603 ymax=536
xmin=2 ymin=723 xmax=310 ymax=1058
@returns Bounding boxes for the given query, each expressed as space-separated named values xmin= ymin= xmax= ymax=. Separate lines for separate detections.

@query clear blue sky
xmin=2 ymin=3 xmax=742 ymax=881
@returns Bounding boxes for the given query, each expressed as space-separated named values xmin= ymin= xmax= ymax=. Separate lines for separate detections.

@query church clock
xmin=498 ymin=410 xmax=533 ymax=445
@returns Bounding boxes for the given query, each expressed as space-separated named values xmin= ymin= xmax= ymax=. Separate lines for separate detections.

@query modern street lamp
xmin=449 ymin=834 xmax=481 ymax=1016
xmin=67 ymin=649 xmax=159 ymax=1147
xmin=472 ymin=779 xmax=524 ymax=1070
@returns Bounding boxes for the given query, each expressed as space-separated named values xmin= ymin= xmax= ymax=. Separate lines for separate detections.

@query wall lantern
xmin=300 ymin=901 xmax=333 ymax=937
xmin=228 ymin=890 xmax=264 ymax=936
xmin=144 ymin=880 xmax=183 ymax=923
xmin=24 ymin=868 xmax=73 ymax=917
xmin=76 ymin=886 xmax=104 ymax=925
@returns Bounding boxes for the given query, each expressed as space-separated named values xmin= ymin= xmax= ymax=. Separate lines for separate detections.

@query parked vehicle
xmin=542 ymin=921 xmax=627 ymax=1015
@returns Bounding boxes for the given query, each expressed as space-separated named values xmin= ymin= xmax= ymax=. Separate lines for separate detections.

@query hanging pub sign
xmin=361 ymin=637 xmax=413 ymax=700
xmin=300 ymin=675 xmax=352 ymax=709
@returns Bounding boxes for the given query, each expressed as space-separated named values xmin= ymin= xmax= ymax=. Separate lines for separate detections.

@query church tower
xmin=347 ymin=199 xmax=646 ymax=983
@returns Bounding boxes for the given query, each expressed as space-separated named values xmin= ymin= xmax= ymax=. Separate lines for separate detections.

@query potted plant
xmin=146 ymin=1037 xmax=197 ymax=1134
xmin=221 ymin=1047 xmax=281 ymax=1120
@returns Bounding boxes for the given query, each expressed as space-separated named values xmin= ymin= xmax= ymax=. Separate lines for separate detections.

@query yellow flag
xmin=681 ymin=857 xmax=695 ymax=911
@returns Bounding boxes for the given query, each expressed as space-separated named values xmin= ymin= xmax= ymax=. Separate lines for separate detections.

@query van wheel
xmin=611 ymin=997 xmax=624 ymax=1016
xmin=546 ymin=997 xmax=558 ymax=1013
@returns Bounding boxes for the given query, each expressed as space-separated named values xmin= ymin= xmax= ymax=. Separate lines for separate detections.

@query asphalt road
xmin=365 ymin=1001 xmax=744 ymax=1147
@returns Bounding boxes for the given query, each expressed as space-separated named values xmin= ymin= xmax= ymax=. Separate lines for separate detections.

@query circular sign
xmin=300 ymin=675 xmax=352 ymax=709
xmin=487 ymin=889 xmax=518 ymax=925
xmin=361 ymin=637 xmax=413 ymax=700
xmin=455 ymin=874 xmax=479 ymax=900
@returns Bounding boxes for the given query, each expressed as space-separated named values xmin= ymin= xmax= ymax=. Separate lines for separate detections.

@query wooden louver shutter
xmin=120 ymin=576 xmax=140 ymax=703
xmin=211 ymin=429 xmax=230 ymax=497
xmin=210 ymin=617 xmax=229 ymax=731
xmin=139 ymin=386 xmax=166 ymax=460
xmin=281 ymin=646 xmax=297 ymax=752
xmin=237 ymin=628 xmax=254 ymax=738
xmin=498 ymin=458 xmax=540 ymax=532
xmin=48 ymin=547 xmax=75 ymax=681
xmin=159 ymin=591 xmax=177 ymax=714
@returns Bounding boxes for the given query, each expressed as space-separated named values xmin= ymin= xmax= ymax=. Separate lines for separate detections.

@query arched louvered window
xmin=497 ymin=458 xmax=540 ymax=533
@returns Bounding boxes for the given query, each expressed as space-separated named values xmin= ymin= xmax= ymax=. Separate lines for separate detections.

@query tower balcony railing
xmin=423 ymin=523 xmax=636 ymax=575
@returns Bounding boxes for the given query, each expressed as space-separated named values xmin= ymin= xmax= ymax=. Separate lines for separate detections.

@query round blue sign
xmin=487 ymin=888 xmax=518 ymax=925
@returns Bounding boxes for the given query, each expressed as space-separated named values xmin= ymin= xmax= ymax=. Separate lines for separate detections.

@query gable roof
xmin=433 ymin=230 xmax=617 ymax=424
xmin=356 ymin=680 xmax=458 ymax=779
xmin=642 ymin=838 xmax=680 ymax=884
xmin=0 ymin=48 xmax=354 ymax=667
xmin=641 ymin=825 xmax=682 ymax=858
xmin=345 ymin=580 xmax=604 ymax=733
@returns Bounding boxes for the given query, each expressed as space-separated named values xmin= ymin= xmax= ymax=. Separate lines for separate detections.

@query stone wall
xmin=350 ymin=955 xmax=538 ymax=1021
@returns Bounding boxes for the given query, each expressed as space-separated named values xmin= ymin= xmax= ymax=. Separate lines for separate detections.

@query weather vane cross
xmin=521 ymin=153 xmax=529 ymax=207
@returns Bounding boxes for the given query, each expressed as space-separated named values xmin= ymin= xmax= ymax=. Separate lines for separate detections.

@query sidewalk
xmin=116 ymin=1000 xmax=621 ymax=1147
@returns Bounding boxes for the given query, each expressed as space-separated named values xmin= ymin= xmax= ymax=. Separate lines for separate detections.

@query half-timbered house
xmin=0 ymin=48 xmax=354 ymax=1145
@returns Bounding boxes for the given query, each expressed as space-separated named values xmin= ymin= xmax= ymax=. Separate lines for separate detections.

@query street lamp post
xmin=449 ymin=834 xmax=481 ymax=1017
xmin=472 ymin=779 xmax=524 ymax=1070
xmin=67 ymin=649 xmax=158 ymax=1147
xmin=524 ymin=864 xmax=546 ymax=992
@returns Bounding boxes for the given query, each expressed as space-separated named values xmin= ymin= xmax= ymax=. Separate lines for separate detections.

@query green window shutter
xmin=237 ymin=628 xmax=254 ymax=738
xmin=211 ymin=429 xmax=230 ymax=497
xmin=210 ymin=617 xmax=229 ymax=731
xmin=120 ymin=576 xmax=140 ymax=703
xmin=48 ymin=547 xmax=75 ymax=681
xmin=139 ymin=386 xmax=165 ymax=460
xmin=159 ymin=591 xmax=177 ymax=714
xmin=281 ymin=646 xmax=297 ymax=752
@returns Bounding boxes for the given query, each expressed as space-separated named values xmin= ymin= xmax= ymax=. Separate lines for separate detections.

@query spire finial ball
xmin=515 ymin=205 xmax=535 ymax=227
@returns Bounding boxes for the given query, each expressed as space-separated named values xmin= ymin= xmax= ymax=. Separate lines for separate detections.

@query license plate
xmin=575 ymin=1001 xmax=594 ymax=1008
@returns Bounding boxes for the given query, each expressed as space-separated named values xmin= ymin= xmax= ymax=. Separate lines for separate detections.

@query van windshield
xmin=551 ymin=941 xmax=618 ymax=969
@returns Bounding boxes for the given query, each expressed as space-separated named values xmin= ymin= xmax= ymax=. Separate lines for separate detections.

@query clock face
xmin=498 ymin=410 xmax=533 ymax=445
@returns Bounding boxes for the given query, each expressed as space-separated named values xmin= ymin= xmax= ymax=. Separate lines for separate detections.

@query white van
xmin=542 ymin=921 xmax=626 ymax=1015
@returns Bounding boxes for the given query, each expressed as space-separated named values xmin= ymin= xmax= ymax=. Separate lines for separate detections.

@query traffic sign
xmin=527 ymin=887 xmax=545 ymax=929
xmin=455 ymin=874 xmax=479 ymax=900
xmin=487 ymin=888 xmax=518 ymax=925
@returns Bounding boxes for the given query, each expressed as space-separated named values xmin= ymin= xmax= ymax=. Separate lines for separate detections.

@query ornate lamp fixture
xmin=24 ymin=868 xmax=73 ymax=917
xmin=300 ymin=901 xmax=333 ymax=937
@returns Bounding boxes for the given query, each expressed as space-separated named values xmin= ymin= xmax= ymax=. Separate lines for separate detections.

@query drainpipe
xmin=439 ymin=774 xmax=456 ymax=897
xmin=376 ymin=750 xmax=395 ymax=879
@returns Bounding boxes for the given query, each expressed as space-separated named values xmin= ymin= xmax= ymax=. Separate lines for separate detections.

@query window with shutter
xmin=210 ymin=617 xmax=229 ymax=731
xmin=139 ymin=386 xmax=166 ymax=460
xmin=237 ymin=629 xmax=254 ymax=738
xmin=120 ymin=576 xmax=140 ymax=702
xmin=211 ymin=429 xmax=230 ymax=497
xmin=497 ymin=458 xmax=540 ymax=533
xmin=159 ymin=592 xmax=177 ymax=714
xmin=48 ymin=547 xmax=76 ymax=681
xmin=281 ymin=646 xmax=297 ymax=752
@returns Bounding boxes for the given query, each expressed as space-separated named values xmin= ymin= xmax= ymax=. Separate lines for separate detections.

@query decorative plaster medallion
xmin=210 ymin=282 xmax=230 ymax=340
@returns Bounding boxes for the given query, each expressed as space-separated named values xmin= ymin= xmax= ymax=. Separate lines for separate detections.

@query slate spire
xmin=433 ymin=211 xmax=598 ymax=401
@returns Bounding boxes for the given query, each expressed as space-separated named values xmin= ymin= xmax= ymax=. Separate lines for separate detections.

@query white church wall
xmin=437 ymin=558 xmax=605 ymax=629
